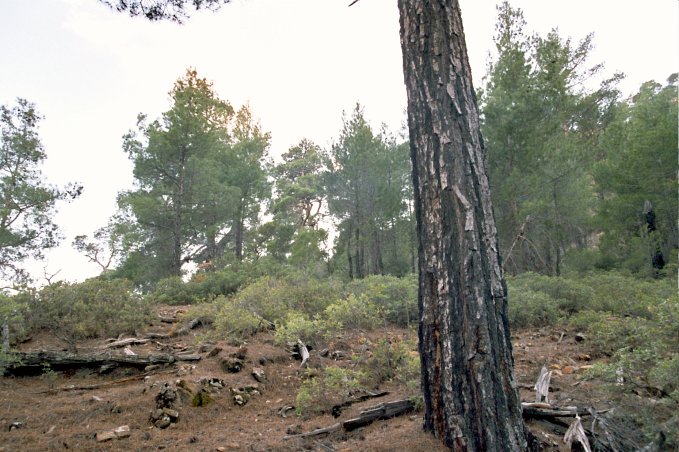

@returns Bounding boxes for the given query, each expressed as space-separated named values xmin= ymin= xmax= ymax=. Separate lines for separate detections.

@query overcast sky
xmin=1 ymin=0 xmax=677 ymax=284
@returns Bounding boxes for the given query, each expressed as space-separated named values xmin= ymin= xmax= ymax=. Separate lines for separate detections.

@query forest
xmin=1 ymin=2 xmax=677 ymax=450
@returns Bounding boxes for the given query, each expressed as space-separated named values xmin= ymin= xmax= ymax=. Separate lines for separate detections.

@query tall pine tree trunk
xmin=398 ymin=1 xmax=529 ymax=449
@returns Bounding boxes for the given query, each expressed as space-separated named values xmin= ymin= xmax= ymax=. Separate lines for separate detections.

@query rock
xmin=563 ymin=366 xmax=575 ymax=375
xmin=144 ymin=364 xmax=161 ymax=372
xmin=233 ymin=394 xmax=247 ymax=406
xmin=251 ymin=367 xmax=266 ymax=383
xmin=8 ymin=422 xmax=23 ymax=431
xmin=207 ymin=346 xmax=223 ymax=358
xmin=199 ymin=342 xmax=215 ymax=353
xmin=114 ymin=425 xmax=131 ymax=438
xmin=220 ymin=357 xmax=243 ymax=373
xmin=575 ymin=333 xmax=586 ymax=342
xmin=330 ymin=350 xmax=346 ymax=360
xmin=96 ymin=431 xmax=116 ymax=442
xmin=155 ymin=383 xmax=178 ymax=409
xmin=162 ymin=408 xmax=179 ymax=420
xmin=577 ymin=353 xmax=591 ymax=361
xmin=154 ymin=416 xmax=171 ymax=429
xmin=231 ymin=346 xmax=248 ymax=360
xmin=91 ymin=395 xmax=103 ymax=403
xmin=122 ymin=347 xmax=136 ymax=356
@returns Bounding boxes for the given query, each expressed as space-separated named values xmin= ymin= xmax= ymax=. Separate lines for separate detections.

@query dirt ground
xmin=0 ymin=306 xmax=609 ymax=451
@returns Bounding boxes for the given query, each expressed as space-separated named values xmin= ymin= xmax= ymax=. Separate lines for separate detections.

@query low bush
xmin=274 ymin=312 xmax=330 ymax=347
xmin=149 ymin=276 xmax=201 ymax=305
xmin=323 ymin=294 xmax=383 ymax=331
xmin=344 ymin=274 xmax=417 ymax=327
xmin=507 ymin=287 xmax=559 ymax=329
xmin=364 ymin=336 xmax=420 ymax=390
xmin=212 ymin=295 xmax=266 ymax=341
xmin=27 ymin=278 xmax=151 ymax=342
xmin=295 ymin=367 xmax=369 ymax=416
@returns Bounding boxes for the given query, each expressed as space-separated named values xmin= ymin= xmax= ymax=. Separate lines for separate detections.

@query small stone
xmin=154 ymin=416 xmax=171 ymax=429
xmin=231 ymin=346 xmax=247 ymax=360
xmin=220 ymin=357 xmax=243 ymax=373
xmin=207 ymin=346 xmax=222 ymax=357
xmin=144 ymin=364 xmax=161 ymax=372
xmin=162 ymin=408 xmax=179 ymax=420
xmin=8 ymin=422 xmax=23 ymax=431
xmin=251 ymin=367 xmax=266 ymax=383
xmin=114 ymin=425 xmax=131 ymax=438
xmin=575 ymin=333 xmax=586 ymax=342
xmin=199 ymin=342 xmax=215 ymax=353
xmin=563 ymin=366 xmax=575 ymax=375
xmin=91 ymin=395 xmax=103 ymax=402
xmin=577 ymin=353 xmax=591 ymax=361
xmin=233 ymin=394 xmax=246 ymax=406
xmin=96 ymin=431 xmax=116 ymax=442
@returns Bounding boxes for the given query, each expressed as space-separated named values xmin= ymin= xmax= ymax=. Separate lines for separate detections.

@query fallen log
xmin=103 ymin=338 xmax=150 ymax=349
xmin=521 ymin=402 xmax=608 ymax=419
xmin=5 ymin=350 xmax=176 ymax=376
xmin=343 ymin=400 xmax=415 ymax=431
xmin=331 ymin=391 xmax=390 ymax=418
xmin=284 ymin=398 xmax=415 ymax=440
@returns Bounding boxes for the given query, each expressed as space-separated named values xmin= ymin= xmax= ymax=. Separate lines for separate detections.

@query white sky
xmin=1 ymin=0 xmax=677 ymax=284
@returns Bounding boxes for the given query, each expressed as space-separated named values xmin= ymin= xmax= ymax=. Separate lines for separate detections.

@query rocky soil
xmin=0 ymin=305 xmax=613 ymax=451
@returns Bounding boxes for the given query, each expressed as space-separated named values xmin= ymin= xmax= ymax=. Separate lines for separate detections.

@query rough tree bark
xmin=398 ymin=1 xmax=529 ymax=450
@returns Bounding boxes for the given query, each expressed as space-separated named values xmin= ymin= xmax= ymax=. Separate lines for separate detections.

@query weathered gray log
xmin=284 ymin=398 xmax=416 ymax=440
xmin=5 ymin=350 xmax=176 ymax=375
xmin=103 ymin=338 xmax=150 ymax=349
xmin=331 ymin=391 xmax=390 ymax=417
xmin=521 ymin=403 xmax=596 ymax=419
xmin=283 ymin=423 xmax=342 ymax=440
xmin=343 ymin=399 xmax=415 ymax=431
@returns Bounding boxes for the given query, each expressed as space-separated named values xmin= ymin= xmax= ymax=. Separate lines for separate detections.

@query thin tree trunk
xmin=398 ymin=1 xmax=529 ymax=450
xmin=172 ymin=151 xmax=187 ymax=276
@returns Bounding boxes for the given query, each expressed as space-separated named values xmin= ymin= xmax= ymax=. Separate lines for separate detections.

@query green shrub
xmin=344 ymin=274 xmax=417 ymax=327
xmin=365 ymin=336 xmax=420 ymax=389
xmin=295 ymin=367 xmax=369 ymax=416
xmin=213 ymin=295 xmax=265 ymax=341
xmin=507 ymin=288 xmax=559 ymax=328
xmin=581 ymin=272 xmax=675 ymax=317
xmin=509 ymin=272 xmax=594 ymax=315
xmin=28 ymin=278 xmax=150 ymax=341
xmin=228 ymin=273 xmax=341 ymax=324
xmin=323 ymin=294 xmax=382 ymax=331
xmin=274 ymin=312 xmax=333 ymax=347
xmin=149 ymin=276 xmax=201 ymax=305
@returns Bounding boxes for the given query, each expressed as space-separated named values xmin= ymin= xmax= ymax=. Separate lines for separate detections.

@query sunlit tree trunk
xmin=398 ymin=1 xmax=529 ymax=449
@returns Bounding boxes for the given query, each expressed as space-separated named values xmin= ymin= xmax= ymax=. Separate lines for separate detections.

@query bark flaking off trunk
xmin=398 ymin=1 xmax=529 ymax=450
